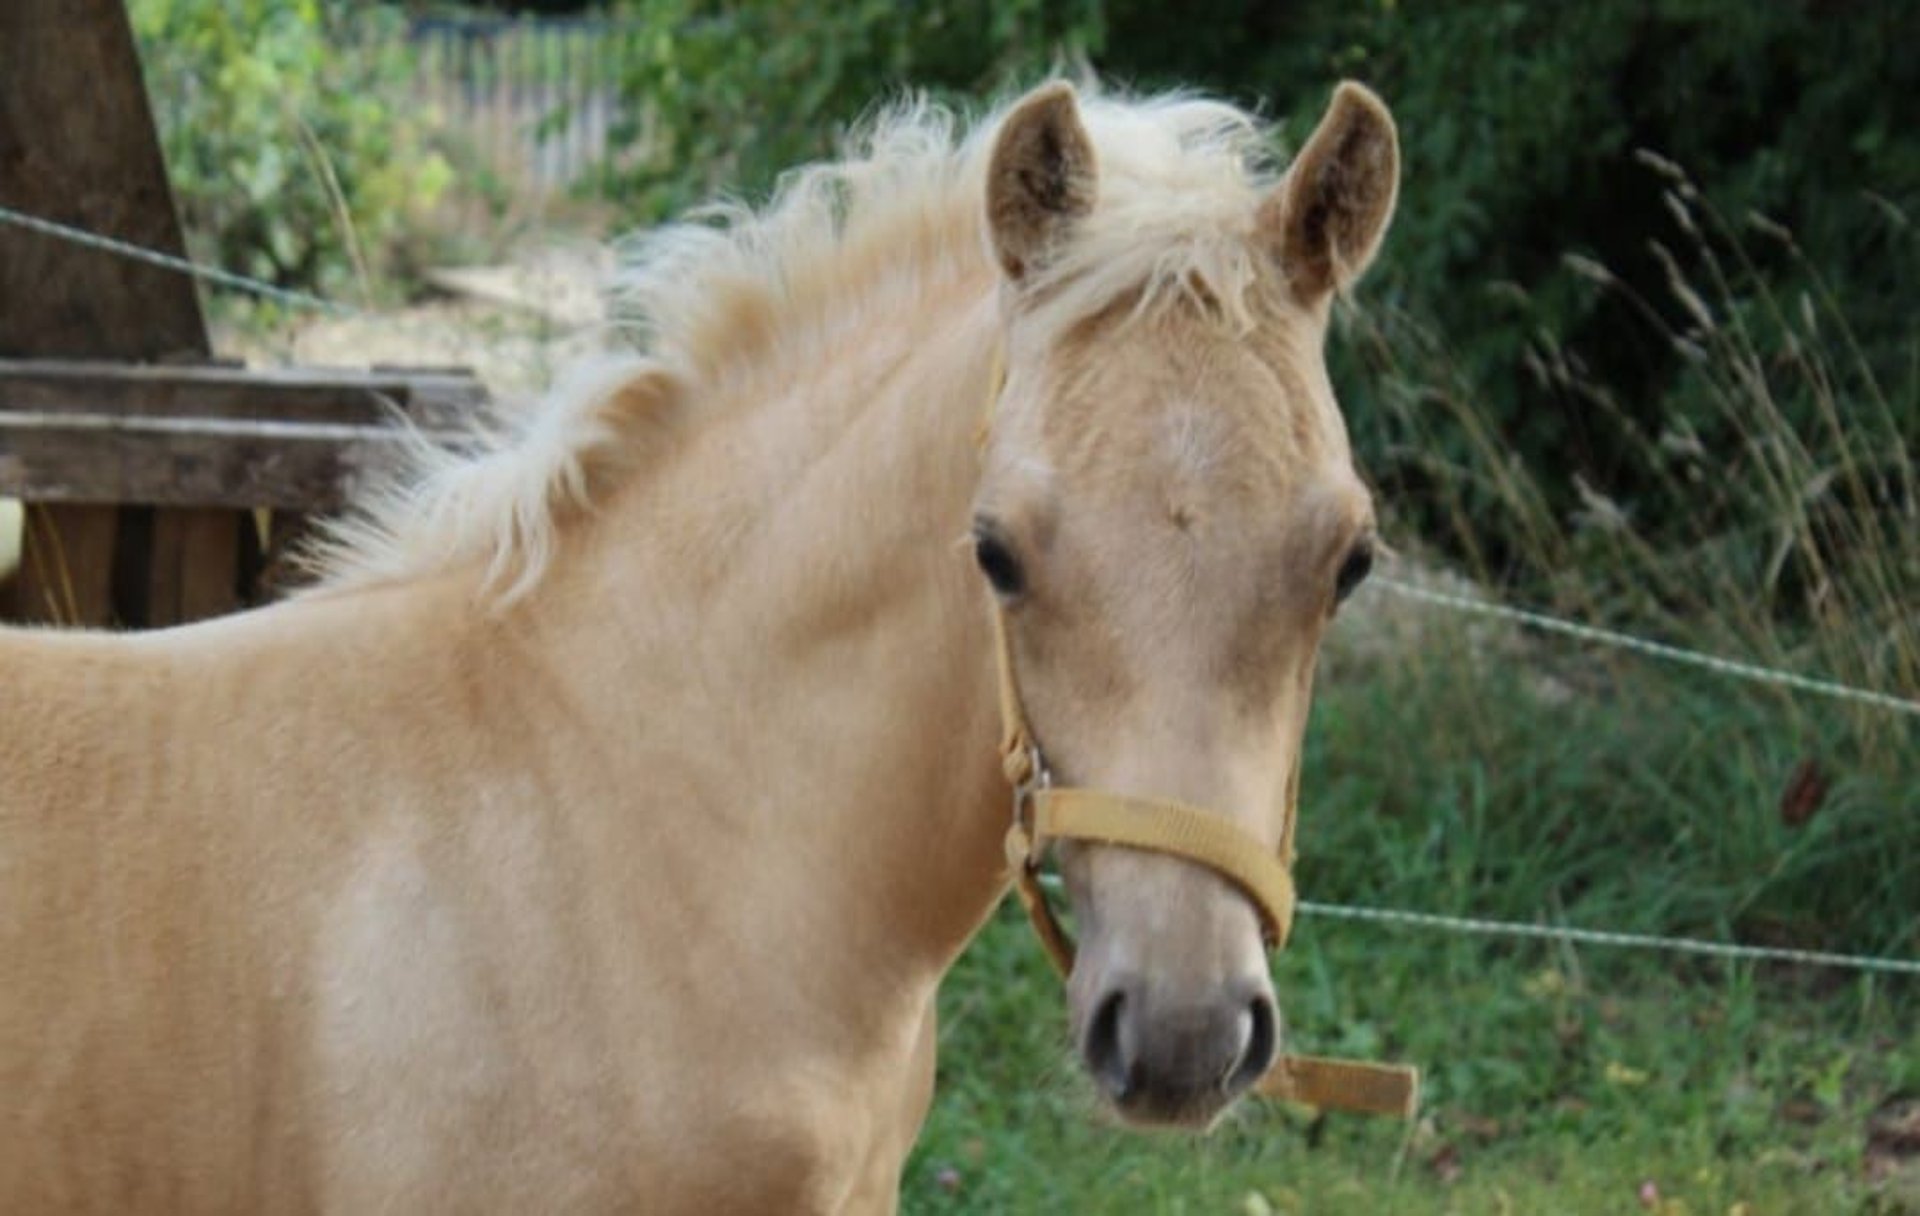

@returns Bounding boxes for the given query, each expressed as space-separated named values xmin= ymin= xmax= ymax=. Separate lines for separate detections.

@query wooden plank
xmin=0 ymin=360 xmax=483 ymax=509
xmin=146 ymin=507 xmax=240 ymax=626
xmin=14 ymin=503 xmax=118 ymax=626
xmin=0 ymin=413 xmax=455 ymax=510
xmin=0 ymin=0 xmax=209 ymax=361
xmin=0 ymin=359 xmax=486 ymax=428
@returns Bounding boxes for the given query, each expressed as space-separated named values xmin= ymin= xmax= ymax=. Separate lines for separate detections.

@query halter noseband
xmin=978 ymin=347 xmax=1418 ymax=1119
xmin=991 ymin=604 xmax=1300 ymax=966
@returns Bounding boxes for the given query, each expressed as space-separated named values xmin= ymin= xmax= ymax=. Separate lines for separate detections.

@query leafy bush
xmin=600 ymin=0 xmax=1101 ymax=219
xmin=130 ymin=0 xmax=454 ymax=301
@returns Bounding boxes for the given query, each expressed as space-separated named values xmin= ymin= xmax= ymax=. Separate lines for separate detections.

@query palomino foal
xmin=0 ymin=80 xmax=1397 ymax=1211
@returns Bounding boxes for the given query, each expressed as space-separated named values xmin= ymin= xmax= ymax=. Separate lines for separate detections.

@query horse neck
xmin=528 ymin=276 xmax=1014 ymax=989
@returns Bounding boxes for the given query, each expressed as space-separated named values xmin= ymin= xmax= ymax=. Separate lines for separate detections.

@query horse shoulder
xmin=0 ymin=630 xmax=310 ymax=1209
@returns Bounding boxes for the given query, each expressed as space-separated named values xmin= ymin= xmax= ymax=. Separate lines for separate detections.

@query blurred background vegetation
xmin=129 ymin=0 xmax=454 ymax=301
xmin=120 ymin=2 xmax=1916 ymax=1209
xmin=131 ymin=0 xmax=1919 ymax=651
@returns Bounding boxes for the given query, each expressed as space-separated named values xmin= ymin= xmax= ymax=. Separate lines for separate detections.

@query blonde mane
xmin=303 ymin=83 xmax=1289 ymax=600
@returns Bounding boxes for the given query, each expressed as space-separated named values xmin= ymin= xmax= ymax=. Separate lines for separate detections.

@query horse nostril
xmin=1083 ymin=987 xmax=1136 ymax=1102
xmin=1226 ymin=993 xmax=1278 ymax=1095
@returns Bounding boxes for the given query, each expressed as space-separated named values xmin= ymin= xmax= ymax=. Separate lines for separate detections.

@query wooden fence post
xmin=0 ymin=0 xmax=233 ymax=627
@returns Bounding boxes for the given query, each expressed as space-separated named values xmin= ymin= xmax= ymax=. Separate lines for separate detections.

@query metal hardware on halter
xmin=1008 ymin=740 xmax=1049 ymax=838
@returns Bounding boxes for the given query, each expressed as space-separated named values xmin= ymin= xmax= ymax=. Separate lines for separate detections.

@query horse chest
xmin=306 ymin=817 xmax=928 ymax=1212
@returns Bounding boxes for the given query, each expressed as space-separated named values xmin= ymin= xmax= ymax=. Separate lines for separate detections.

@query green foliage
xmin=599 ymin=1 xmax=1919 ymax=645
xmin=1097 ymin=0 xmax=1920 ymax=606
xmin=600 ymin=0 xmax=1102 ymax=219
xmin=130 ymin=0 xmax=454 ymax=301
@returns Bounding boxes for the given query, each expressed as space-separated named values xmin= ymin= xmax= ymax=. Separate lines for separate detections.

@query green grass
xmin=904 ymin=612 xmax=1919 ymax=1213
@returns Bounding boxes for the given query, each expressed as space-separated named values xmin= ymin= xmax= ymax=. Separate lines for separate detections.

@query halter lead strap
xmin=979 ymin=347 xmax=1418 ymax=1121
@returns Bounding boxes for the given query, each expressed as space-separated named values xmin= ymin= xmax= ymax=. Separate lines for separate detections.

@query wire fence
xmin=1294 ymin=900 xmax=1920 ymax=977
xmin=3 ymin=199 xmax=1915 ymax=980
xmin=0 ymin=203 xmax=358 ymax=317
xmin=1372 ymin=576 xmax=1920 ymax=719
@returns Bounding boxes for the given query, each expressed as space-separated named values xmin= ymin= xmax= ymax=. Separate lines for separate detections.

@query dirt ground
xmin=215 ymin=239 xmax=618 ymax=399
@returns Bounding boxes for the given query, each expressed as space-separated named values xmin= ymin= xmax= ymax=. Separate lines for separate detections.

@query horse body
xmin=0 ymin=79 xmax=1400 ymax=1212
xmin=1 ymin=293 xmax=1008 ymax=1212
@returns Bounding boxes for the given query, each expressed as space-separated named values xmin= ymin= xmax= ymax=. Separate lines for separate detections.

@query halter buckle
xmin=1011 ymin=737 xmax=1049 ymax=817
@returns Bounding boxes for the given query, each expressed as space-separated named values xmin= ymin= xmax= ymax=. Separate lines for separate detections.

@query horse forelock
xmin=301 ymin=82 xmax=1288 ymax=602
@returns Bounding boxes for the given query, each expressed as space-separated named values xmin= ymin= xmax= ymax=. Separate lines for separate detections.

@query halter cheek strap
xmin=979 ymin=351 xmax=1419 ymax=1121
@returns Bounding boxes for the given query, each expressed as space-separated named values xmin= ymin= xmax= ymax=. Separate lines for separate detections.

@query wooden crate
xmin=0 ymin=359 xmax=486 ymax=625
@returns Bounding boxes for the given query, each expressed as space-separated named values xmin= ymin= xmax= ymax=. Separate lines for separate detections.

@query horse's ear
xmin=985 ymin=82 xmax=1097 ymax=281
xmin=1258 ymin=81 xmax=1399 ymax=304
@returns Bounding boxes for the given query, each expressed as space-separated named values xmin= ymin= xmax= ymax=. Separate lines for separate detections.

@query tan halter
xmin=979 ymin=350 xmax=1419 ymax=1119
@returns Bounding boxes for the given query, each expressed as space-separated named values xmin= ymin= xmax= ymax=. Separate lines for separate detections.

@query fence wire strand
xmin=1028 ymin=875 xmax=1918 ymax=976
xmin=1295 ymin=899 xmax=1920 ymax=977
xmin=1373 ymin=576 xmax=1920 ymax=719
xmin=0 ymin=202 xmax=360 ymax=317
xmin=8 ymin=201 xmax=1918 ymax=979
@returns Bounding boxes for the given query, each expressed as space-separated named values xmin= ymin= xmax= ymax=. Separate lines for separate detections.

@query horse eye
xmin=1334 ymin=542 xmax=1374 ymax=604
xmin=973 ymin=531 xmax=1026 ymax=598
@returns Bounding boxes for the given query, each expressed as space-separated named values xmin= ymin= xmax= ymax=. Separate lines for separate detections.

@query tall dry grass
xmin=1343 ymin=159 xmax=1917 ymax=756
xmin=0 ymin=500 xmax=19 ymax=583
